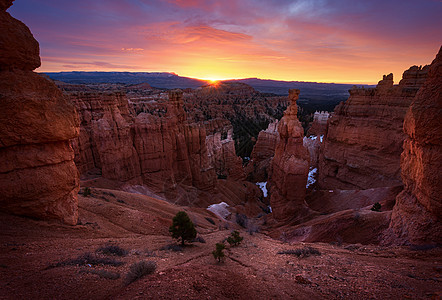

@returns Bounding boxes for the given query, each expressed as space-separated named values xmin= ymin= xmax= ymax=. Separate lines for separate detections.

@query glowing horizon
xmin=9 ymin=0 xmax=442 ymax=85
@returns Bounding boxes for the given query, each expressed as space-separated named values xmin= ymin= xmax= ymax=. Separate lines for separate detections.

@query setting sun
xmin=9 ymin=0 xmax=441 ymax=84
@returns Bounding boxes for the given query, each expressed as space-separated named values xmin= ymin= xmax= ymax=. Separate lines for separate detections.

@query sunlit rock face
xmin=268 ymin=89 xmax=310 ymax=222
xmin=0 ymin=0 xmax=80 ymax=224
xmin=318 ymin=66 xmax=429 ymax=190
xmin=384 ymin=47 xmax=442 ymax=245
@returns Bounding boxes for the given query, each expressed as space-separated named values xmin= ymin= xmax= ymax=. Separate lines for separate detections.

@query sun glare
xmin=206 ymin=79 xmax=220 ymax=86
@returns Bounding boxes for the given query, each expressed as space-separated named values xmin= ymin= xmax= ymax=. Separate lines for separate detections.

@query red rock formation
xmin=0 ymin=1 xmax=80 ymax=224
xmin=205 ymin=119 xmax=245 ymax=180
xmin=307 ymin=111 xmax=330 ymax=136
xmin=385 ymin=47 xmax=442 ymax=245
xmin=303 ymin=136 xmax=321 ymax=168
xmin=318 ymin=66 xmax=429 ymax=190
xmin=245 ymin=120 xmax=279 ymax=182
xmin=70 ymin=89 xmax=216 ymax=200
xmin=70 ymin=92 xmax=142 ymax=183
xmin=268 ymin=89 xmax=310 ymax=222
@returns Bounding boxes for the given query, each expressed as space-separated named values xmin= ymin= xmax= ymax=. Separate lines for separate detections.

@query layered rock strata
xmin=0 ymin=0 xmax=80 ymax=224
xmin=385 ymin=47 xmax=442 ymax=245
xmin=245 ymin=120 xmax=279 ymax=182
xmin=268 ymin=90 xmax=310 ymax=222
xmin=307 ymin=111 xmax=330 ymax=136
xmin=70 ymin=90 xmax=216 ymax=197
xmin=318 ymin=66 xmax=429 ymax=190
xmin=205 ymin=119 xmax=245 ymax=180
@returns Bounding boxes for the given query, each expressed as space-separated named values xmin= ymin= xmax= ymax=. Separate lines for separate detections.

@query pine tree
xmin=212 ymin=243 xmax=226 ymax=263
xmin=227 ymin=230 xmax=243 ymax=247
xmin=169 ymin=211 xmax=197 ymax=246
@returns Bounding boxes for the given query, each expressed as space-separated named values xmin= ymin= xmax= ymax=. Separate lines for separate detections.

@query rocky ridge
xmin=318 ymin=66 xmax=429 ymax=190
xmin=385 ymin=47 xmax=442 ymax=245
xmin=0 ymin=1 xmax=80 ymax=225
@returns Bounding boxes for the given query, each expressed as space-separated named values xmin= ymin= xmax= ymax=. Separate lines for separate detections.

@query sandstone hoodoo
xmin=245 ymin=120 xmax=279 ymax=182
xmin=70 ymin=89 xmax=217 ymax=200
xmin=318 ymin=65 xmax=429 ymax=190
xmin=205 ymin=119 xmax=245 ymax=180
xmin=385 ymin=47 xmax=442 ymax=245
xmin=307 ymin=111 xmax=330 ymax=136
xmin=268 ymin=89 xmax=310 ymax=222
xmin=0 ymin=1 xmax=80 ymax=224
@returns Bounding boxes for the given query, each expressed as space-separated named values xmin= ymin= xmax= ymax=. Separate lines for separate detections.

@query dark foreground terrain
xmin=1 ymin=188 xmax=440 ymax=300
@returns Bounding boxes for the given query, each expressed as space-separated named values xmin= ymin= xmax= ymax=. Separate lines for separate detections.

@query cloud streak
xmin=9 ymin=0 xmax=442 ymax=83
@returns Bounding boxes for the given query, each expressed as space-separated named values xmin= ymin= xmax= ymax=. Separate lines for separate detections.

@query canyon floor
xmin=1 ymin=188 xmax=441 ymax=300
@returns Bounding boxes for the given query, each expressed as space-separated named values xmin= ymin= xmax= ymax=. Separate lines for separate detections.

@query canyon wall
xmin=268 ymin=90 xmax=310 ymax=222
xmin=245 ymin=120 xmax=279 ymax=182
xmin=318 ymin=66 xmax=429 ymax=190
xmin=307 ymin=111 xmax=330 ymax=136
xmin=385 ymin=47 xmax=442 ymax=245
xmin=205 ymin=119 xmax=245 ymax=180
xmin=0 ymin=1 xmax=80 ymax=224
xmin=70 ymin=90 xmax=217 ymax=198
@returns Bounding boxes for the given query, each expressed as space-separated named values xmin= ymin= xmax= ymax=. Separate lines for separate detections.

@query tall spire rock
xmin=385 ymin=47 xmax=442 ymax=245
xmin=268 ymin=89 xmax=310 ymax=222
xmin=0 ymin=0 xmax=80 ymax=224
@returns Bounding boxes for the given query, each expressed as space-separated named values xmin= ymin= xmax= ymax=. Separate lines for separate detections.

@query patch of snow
xmin=256 ymin=182 xmax=268 ymax=197
xmin=320 ymin=135 xmax=324 ymax=142
xmin=306 ymin=168 xmax=317 ymax=188
xmin=268 ymin=206 xmax=272 ymax=213
xmin=244 ymin=157 xmax=250 ymax=161
xmin=207 ymin=202 xmax=231 ymax=219
xmin=308 ymin=135 xmax=317 ymax=140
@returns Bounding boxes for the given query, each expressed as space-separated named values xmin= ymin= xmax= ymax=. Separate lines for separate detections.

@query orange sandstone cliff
xmin=384 ymin=47 xmax=442 ymax=245
xmin=0 ymin=0 xmax=80 ymax=224
xmin=318 ymin=66 xmax=428 ymax=190
xmin=70 ymin=90 xmax=216 ymax=200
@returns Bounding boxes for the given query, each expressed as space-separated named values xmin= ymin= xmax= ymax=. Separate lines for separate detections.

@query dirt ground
xmin=0 ymin=189 xmax=441 ymax=299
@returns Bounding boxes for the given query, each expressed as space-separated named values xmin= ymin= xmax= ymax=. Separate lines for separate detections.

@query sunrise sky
xmin=9 ymin=0 xmax=442 ymax=84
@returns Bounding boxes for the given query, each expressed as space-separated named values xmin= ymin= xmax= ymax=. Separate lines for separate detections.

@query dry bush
xmin=277 ymin=247 xmax=321 ymax=258
xmin=160 ymin=244 xmax=183 ymax=252
xmin=125 ymin=261 xmax=157 ymax=285
xmin=97 ymin=245 xmax=128 ymax=257
xmin=47 ymin=252 xmax=124 ymax=269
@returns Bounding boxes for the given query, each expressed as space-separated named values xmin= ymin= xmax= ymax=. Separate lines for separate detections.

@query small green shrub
xmin=83 ymin=187 xmax=92 ymax=197
xmin=227 ymin=230 xmax=243 ymax=247
xmin=371 ymin=202 xmax=381 ymax=212
xmin=212 ymin=243 xmax=226 ymax=263
xmin=125 ymin=261 xmax=157 ymax=285
xmin=169 ymin=211 xmax=197 ymax=246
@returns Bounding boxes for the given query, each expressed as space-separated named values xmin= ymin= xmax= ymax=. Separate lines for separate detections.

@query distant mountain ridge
xmin=44 ymin=71 xmax=366 ymax=95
